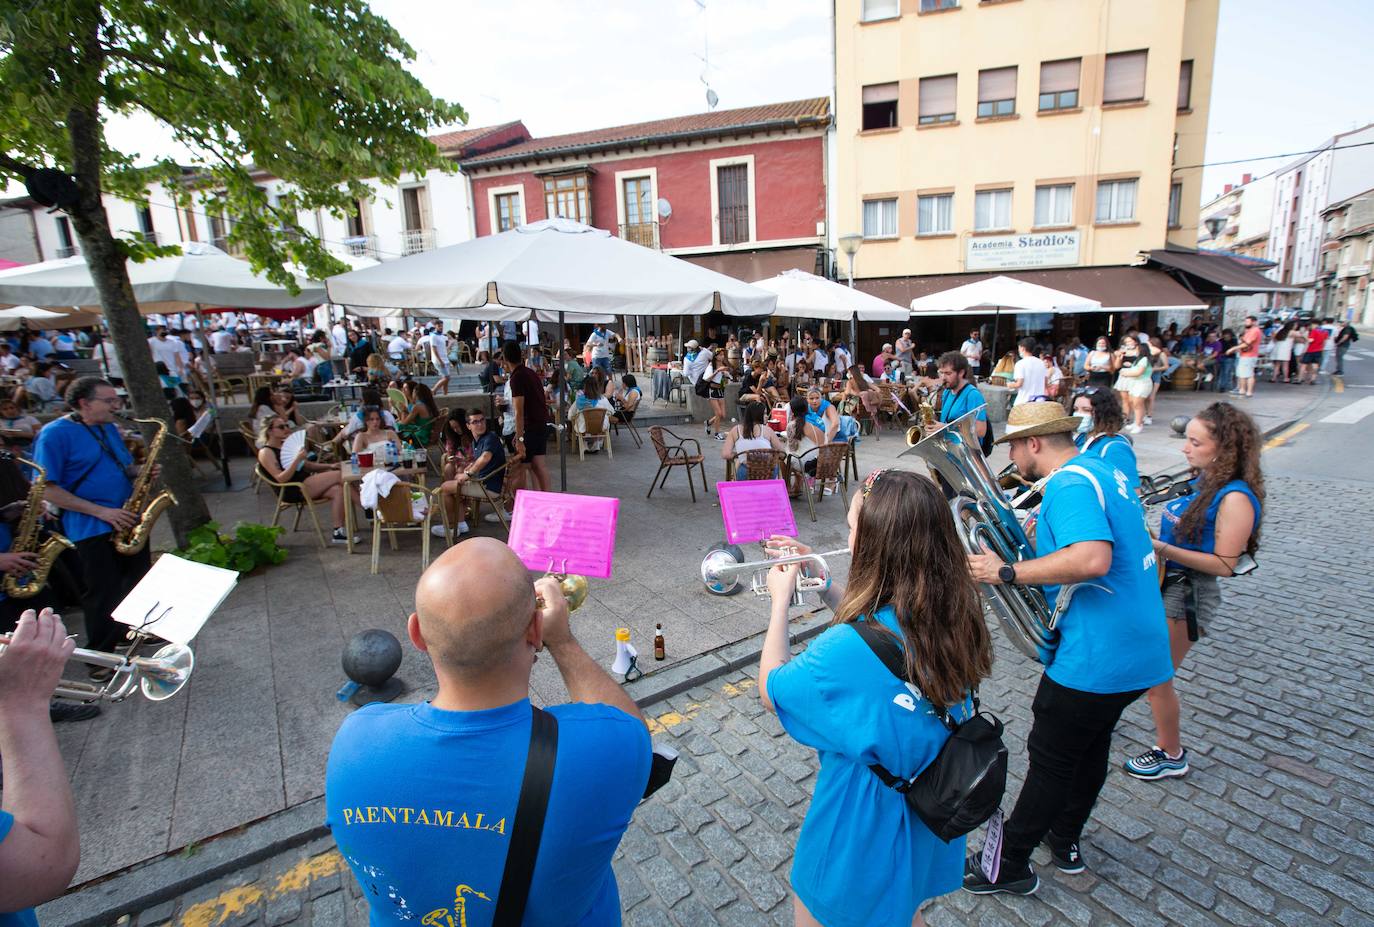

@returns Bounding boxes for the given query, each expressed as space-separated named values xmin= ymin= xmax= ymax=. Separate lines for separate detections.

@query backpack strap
xmin=491 ymin=705 xmax=559 ymax=927
xmin=1056 ymin=463 xmax=1105 ymax=511
xmin=849 ymin=621 xmax=957 ymax=731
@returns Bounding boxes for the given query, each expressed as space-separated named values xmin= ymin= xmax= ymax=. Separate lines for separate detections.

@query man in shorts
xmin=502 ymin=340 xmax=551 ymax=493
xmin=1233 ymin=315 xmax=1262 ymax=398
xmin=1298 ymin=320 xmax=1326 ymax=384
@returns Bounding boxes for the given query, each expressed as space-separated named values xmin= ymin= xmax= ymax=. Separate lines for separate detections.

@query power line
xmin=1174 ymin=139 xmax=1374 ymax=173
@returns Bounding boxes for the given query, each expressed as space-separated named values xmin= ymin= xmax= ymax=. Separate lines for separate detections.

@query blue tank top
xmin=805 ymin=399 xmax=833 ymax=430
xmin=1159 ymin=479 xmax=1260 ymax=564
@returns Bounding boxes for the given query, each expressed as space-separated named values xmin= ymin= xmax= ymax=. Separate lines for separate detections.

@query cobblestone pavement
xmin=117 ymin=470 xmax=1374 ymax=926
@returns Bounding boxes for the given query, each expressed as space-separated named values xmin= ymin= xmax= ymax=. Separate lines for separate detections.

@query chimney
xmin=1224 ymin=184 xmax=1233 ymax=194
xmin=1242 ymin=173 xmax=1253 ymax=185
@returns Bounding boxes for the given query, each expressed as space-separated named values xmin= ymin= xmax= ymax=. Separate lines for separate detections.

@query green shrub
xmin=176 ymin=520 xmax=289 ymax=573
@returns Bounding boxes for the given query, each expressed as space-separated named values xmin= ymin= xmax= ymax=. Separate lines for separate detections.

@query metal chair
xmin=647 ymin=426 xmax=708 ymax=502
xmin=255 ymin=466 xmax=328 ymax=549
xmin=796 ymin=443 xmax=850 ymax=522
xmin=610 ymin=405 xmax=643 ymax=448
xmin=435 ymin=461 xmax=513 ymax=540
xmin=370 ymin=479 xmax=433 ymax=574
xmin=741 ymin=449 xmax=785 ymax=481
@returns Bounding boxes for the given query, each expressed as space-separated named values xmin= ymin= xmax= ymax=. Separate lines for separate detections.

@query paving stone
xmin=672 ymin=798 xmax=716 ymax=835
xmin=697 ymin=823 xmax=747 ymax=866
xmin=673 ymin=896 xmax=724 ymax=927
xmin=627 ymin=903 xmax=676 ymax=927
xmin=637 ymin=854 xmax=691 ymax=907
xmin=666 ymin=829 xmax=709 ymax=868
xmin=1253 ymin=865 xmax=1333 ymax=916
xmin=265 ymin=895 xmax=304 ymax=926
xmin=689 ymin=866 xmax=740 ymax=911
xmin=727 ymin=857 xmax=788 ymax=912
xmin=713 ymin=799 xmax=753 ymax=832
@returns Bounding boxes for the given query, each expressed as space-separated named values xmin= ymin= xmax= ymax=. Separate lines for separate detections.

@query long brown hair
xmin=1177 ymin=402 xmax=1264 ymax=555
xmin=832 ymin=470 xmax=992 ymax=706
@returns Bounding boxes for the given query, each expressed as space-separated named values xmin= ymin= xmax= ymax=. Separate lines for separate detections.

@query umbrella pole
xmin=557 ymin=311 xmax=567 ymax=492
xmin=195 ymin=304 xmax=232 ymax=489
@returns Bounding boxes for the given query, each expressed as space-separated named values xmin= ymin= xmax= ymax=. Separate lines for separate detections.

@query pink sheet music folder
xmin=716 ymin=479 xmax=797 ymax=545
xmin=508 ymin=490 xmax=620 ymax=579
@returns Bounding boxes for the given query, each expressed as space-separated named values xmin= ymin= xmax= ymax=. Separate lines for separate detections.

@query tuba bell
xmin=901 ymin=410 xmax=1097 ymax=664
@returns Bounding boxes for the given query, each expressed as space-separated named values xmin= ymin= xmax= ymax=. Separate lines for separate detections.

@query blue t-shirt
xmin=767 ymin=606 xmax=968 ymax=927
xmin=804 ymin=399 xmax=833 ymax=432
xmin=28 ymin=338 xmax=53 ymax=361
xmin=1037 ymin=454 xmax=1173 ymax=694
xmin=1159 ymin=479 xmax=1260 ymax=568
xmin=938 ymin=384 xmax=988 ymax=426
xmin=1075 ymin=432 xmax=1140 ymax=491
xmin=32 ymin=417 xmax=133 ymax=543
xmin=471 ymin=431 xmax=506 ymax=493
xmin=326 ymin=698 xmax=650 ymax=927
xmin=0 ymin=810 xmax=40 ymax=927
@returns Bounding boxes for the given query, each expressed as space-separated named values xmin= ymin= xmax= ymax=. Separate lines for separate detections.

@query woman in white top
xmin=1268 ymin=323 xmax=1294 ymax=383
xmin=722 ymin=401 xmax=784 ymax=478
xmin=1112 ymin=334 xmax=1153 ymax=434
xmin=781 ymin=394 xmax=822 ymax=496
xmin=704 ymin=352 xmax=731 ymax=440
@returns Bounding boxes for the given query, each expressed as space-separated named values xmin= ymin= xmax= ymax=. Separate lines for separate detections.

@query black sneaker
xmin=962 ymin=854 xmax=1039 ymax=896
xmin=1045 ymin=837 xmax=1086 ymax=874
xmin=50 ymin=701 xmax=102 ymax=723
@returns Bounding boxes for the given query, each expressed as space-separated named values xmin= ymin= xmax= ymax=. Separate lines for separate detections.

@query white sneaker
xmin=1144 ymin=416 xmax=1153 ymax=425
xmin=1127 ymin=424 xmax=1143 ymax=435
xmin=484 ymin=511 xmax=510 ymax=524
xmin=431 ymin=523 xmax=448 ymax=538
xmin=456 ymin=520 xmax=470 ymax=535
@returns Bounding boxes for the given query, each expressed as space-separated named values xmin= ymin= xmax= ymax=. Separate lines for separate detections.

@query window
xmin=977 ymin=67 xmax=1017 ymax=118
xmin=495 ymin=192 xmax=522 ymax=232
xmin=919 ymin=74 xmax=957 ymax=124
xmin=862 ymin=83 xmax=899 ymax=130
xmin=974 ymin=189 xmax=1012 ymax=230
xmin=1095 ymin=179 xmax=1138 ymax=223
xmin=1168 ymin=182 xmax=1183 ymax=228
xmin=919 ymin=0 xmax=958 ymax=9
xmin=717 ymin=163 xmax=750 ymax=244
xmin=918 ymin=194 xmax=954 ymax=235
xmin=55 ymin=216 xmax=77 ymax=258
xmin=1177 ymin=60 xmax=1194 ymax=111
xmin=208 ymin=213 xmax=227 ymax=248
xmin=862 ymin=199 xmax=898 ymax=238
xmin=136 ymin=203 xmax=155 ymax=242
xmin=621 ymin=176 xmax=657 ymax=247
xmin=1034 ymin=184 xmax=1073 ymax=227
xmin=1038 ymin=58 xmax=1080 ymax=111
xmin=401 ymin=185 xmax=431 ymax=232
xmin=345 ymin=198 xmax=368 ymax=238
xmin=544 ymin=173 xmax=591 ymax=224
xmin=861 ymin=0 xmax=899 ymax=20
xmin=1103 ymin=50 xmax=1148 ymax=104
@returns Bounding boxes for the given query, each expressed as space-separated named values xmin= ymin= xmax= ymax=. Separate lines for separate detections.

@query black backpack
xmin=851 ymin=621 xmax=1007 ymax=843
xmin=693 ymin=368 xmax=711 ymax=398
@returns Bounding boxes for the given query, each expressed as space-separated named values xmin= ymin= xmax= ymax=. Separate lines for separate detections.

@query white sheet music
xmin=189 ymin=409 xmax=215 ymax=439
xmin=111 ymin=554 xmax=238 ymax=646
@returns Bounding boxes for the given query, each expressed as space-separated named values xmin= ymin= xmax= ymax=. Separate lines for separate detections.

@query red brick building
xmin=460 ymin=99 xmax=831 ymax=288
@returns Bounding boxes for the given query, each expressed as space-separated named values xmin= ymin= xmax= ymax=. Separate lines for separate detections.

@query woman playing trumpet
xmin=757 ymin=469 xmax=993 ymax=927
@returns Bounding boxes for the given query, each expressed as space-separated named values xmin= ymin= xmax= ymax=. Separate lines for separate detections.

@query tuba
xmin=113 ymin=417 xmax=178 ymax=555
xmin=0 ymin=454 xmax=75 ymax=599
xmin=901 ymin=410 xmax=1097 ymax=664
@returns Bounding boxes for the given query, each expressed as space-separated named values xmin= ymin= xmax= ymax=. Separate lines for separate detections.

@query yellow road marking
xmin=1263 ymin=422 xmax=1309 ymax=450
xmin=1334 ymin=377 xmax=1345 ymax=393
xmin=175 ymin=850 xmax=345 ymax=926
xmin=646 ymin=675 xmax=760 ymax=733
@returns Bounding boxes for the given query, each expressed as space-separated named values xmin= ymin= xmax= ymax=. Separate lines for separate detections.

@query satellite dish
xmin=705 ymin=87 xmax=719 ymax=110
xmin=657 ymin=198 xmax=673 ymax=221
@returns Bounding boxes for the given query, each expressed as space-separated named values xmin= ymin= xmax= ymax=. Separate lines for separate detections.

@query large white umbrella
xmin=325 ymin=218 xmax=777 ymax=320
xmin=0 ymin=242 xmax=325 ymax=314
xmin=0 ymin=305 xmax=102 ymax=332
xmin=907 ymin=275 xmax=1100 ymax=316
xmin=753 ymin=269 xmax=909 ymax=321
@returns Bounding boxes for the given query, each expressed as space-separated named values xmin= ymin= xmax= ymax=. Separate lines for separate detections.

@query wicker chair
xmin=647 ymin=426 xmax=708 ymax=502
xmin=369 ymin=479 xmax=433 ymax=574
xmin=435 ymin=461 xmax=513 ymax=539
xmin=255 ymin=466 xmax=328 ymax=549
xmin=795 ymin=442 xmax=850 ymax=522
xmin=741 ymin=449 xmax=785 ymax=481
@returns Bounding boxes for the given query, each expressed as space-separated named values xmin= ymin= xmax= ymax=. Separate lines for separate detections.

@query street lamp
xmin=1203 ymin=215 xmax=1226 ymax=241
xmin=838 ymin=232 xmax=863 ymax=353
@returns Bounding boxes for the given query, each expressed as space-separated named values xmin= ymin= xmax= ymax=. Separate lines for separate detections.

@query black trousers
xmin=1002 ymin=674 xmax=1145 ymax=866
xmin=73 ymin=535 xmax=151 ymax=652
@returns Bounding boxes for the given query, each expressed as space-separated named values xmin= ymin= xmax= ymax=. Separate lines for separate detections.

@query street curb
xmin=38 ymin=798 xmax=329 ymax=927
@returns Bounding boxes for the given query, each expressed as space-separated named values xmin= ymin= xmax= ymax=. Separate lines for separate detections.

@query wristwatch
xmin=997 ymin=563 xmax=1017 ymax=585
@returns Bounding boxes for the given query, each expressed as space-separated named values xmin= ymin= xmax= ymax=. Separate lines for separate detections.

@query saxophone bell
xmin=112 ymin=417 xmax=178 ymax=556
xmin=0 ymin=454 xmax=76 ymax=600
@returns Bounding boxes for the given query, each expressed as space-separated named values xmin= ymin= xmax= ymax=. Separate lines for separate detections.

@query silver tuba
xmin=901 ymin=410 xmax=1096 ymax=664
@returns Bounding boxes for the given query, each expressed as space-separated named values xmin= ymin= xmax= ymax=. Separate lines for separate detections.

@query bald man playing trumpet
xmin=326 ymin=538 xmax=651 ymax=926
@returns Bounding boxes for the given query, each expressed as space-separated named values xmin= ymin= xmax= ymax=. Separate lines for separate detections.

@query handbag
xmin=850 ymin=621 xmax=1008 ymax=842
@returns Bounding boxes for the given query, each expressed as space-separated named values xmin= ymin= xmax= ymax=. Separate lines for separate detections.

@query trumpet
xmin=533 ymin=560 xmax=589 ymax=612
xmin=0 ymin=633 xmax=194 ymax=703
xmin=700 ymin=544 xmax=849 ymax=599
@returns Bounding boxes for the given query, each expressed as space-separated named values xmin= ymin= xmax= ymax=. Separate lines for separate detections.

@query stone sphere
xmin=342 ymin=629 xmax=402 ymax=687
xmin=1171 ymin=416 xmax=1191 ymax=435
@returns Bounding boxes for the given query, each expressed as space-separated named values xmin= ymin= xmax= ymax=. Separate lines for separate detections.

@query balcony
xmin=619 ymin=222 xmax=660 ymax=250
xmin=210 ymin=236 xmax=244 ymax=256
xmin=1344 ymin=264 xmax=1370 ymax=278
xmin=401 ymin=228 xmax=436 ymax=256
xmin=56 ymin=245 xmax=79 ymax=259
xmin=343 ymin=235 xmax=378 ymax=259
xmin=134 ymin=230 xmax=161 ymax=246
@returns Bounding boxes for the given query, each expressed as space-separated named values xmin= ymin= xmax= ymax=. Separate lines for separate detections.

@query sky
xmin=95 ymin=0 xmax=1374 ymax=206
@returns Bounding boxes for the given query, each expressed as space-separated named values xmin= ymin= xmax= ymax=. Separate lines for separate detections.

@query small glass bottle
xmin=653 ymin=623 xmax=665 ymax=661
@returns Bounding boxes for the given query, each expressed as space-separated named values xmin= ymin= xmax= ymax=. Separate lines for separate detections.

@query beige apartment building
xmin=835 ymin=0 xmax=1221 ymax=347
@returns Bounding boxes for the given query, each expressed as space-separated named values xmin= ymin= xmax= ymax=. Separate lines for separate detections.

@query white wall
xmin=1234 ymin=174 xmax=1274 ymax=245
xmin=1328 ymin=125 xmax=1374 ymax=206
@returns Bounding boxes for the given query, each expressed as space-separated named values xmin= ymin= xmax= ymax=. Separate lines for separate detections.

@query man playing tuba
xmin=32 ymin=378 xmax=158 ymax=677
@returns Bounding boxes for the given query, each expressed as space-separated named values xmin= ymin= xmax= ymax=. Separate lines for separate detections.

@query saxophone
xmin=1 ymin=455 xmax=75 ymax=599
xmin=112 ymin=417 xmax=178 ymax=556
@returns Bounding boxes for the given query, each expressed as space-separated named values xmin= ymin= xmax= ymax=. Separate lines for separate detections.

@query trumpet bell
xmin=140 ymin=643 xmax=195 ymax=701
xmin=558 ymin=574 xmax=590 ymax=612
xmin=700 ymin=543 xmax=746 ymax=596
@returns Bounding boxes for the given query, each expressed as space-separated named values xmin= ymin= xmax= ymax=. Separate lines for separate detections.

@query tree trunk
xmin=64 ymin=24 xmax=210 ymax=546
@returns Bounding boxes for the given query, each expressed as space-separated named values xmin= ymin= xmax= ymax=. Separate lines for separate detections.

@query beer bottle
xmin=653 ymin=623 xmax=666 ymax=661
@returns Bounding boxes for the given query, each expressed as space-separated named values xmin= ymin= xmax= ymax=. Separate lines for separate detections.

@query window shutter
xmin=978 ymin=67 xmax=1017 ymax=103
xmin=919 ymin=74 xmax=957 ymax=118
xmin=1039 ymin=58 xmax=1080 ymax=94
xmin=862 ymin=82 xmax=899 ymax=104
xmin=1103 ymin=50 xmax=1147 ymax=103
xmin=1177 ymin=60 xmax=1194 ymax=109
xmin=862 ymin=0 xmax=899 ymax=21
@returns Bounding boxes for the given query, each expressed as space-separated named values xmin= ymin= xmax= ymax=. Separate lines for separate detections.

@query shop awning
xmin=679 ymin=245 xmax=819 ymax=286
xmin=856 ymin=265 xmax=1207 ymax=313
xmin=1144 ymin=246 xmax=1301 ymax=295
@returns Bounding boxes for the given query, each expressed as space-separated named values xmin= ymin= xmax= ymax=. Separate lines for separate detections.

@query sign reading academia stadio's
xmin=966 ymin=230 xmax=1081 ymax=271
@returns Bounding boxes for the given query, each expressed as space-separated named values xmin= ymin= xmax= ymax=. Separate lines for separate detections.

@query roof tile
xmin=428 ymin=121 xmax=525 ymax=153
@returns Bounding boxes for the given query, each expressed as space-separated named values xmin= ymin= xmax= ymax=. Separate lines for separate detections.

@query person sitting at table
xmin=307 ymin=330 xmax=334 ymax=384
xmin=365 ymin=352 xmax=396 ymax=385
xmin=433 ymin=409 xmax=506 ymax=539
xmin=841 ymin=364 xmax=880 ymax=419
xmin=170 ymin=392 xmax=218 ymax=459
xmin=611 ymin=373 xmax=642 ymax=428
xmin=0 ymin=396 xmax=42 ymax=441
xmin=477 ymin=349 xmax=504 ymax=393
xmin=272 ymin=388 xmax=307 ymax=429
xmin=722 ymin=401 xmax=784 ymax=478
xmin=248 ymin=385 xmax=277 ymax=435
xmin=562 ymin=347 xmax=587 ymax=393
xmin=351 ymin=406 xmax=402 ymax=457
xmin=257 ymin=415 xmax=358 ymax=544
xmin=396 ymin=380 xmax=440 ymax=449
xmin=438 ymin=408 xmax=474 ymax=481
xmin=738 ymin=361 xmax=767 ymax=409
xmin=278 ymin=349 xmax=310 ymax=391
xmin=781 ymin=394 xmax=821 ymax=496
xmin=572 ymin=376 xmax=613 ymax=453
xmin=14 ymin=361 xmax=67 ymax=412
xmin=804 ymin=385 xmax=841 ymax=444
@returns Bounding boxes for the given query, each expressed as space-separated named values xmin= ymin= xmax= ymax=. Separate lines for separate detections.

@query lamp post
xmin=839 ymin=232 xmax=863 ymax=358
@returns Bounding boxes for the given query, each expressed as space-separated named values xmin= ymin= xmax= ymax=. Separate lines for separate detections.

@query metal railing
xmin=343 ymin=235 xmax=378 ymax=259
xmin=135 ymin=231 xmax=161 ymax=246
xmin=619 ymin=222 xmax=660 ymax=249
xmin=401 ymin=228 xmax=436 ymax=255
xmin=56 ymin=245 xmax=79 ymax=259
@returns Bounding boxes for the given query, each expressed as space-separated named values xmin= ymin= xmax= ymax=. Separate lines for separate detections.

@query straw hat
xmin=995 ymin=401 xmax=1082 ymax=443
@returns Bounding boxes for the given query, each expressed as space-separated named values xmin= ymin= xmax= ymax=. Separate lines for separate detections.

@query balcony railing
xmin=134 ymin=230 xmax=161 ymax=246
xmin=619 ymin=222 xmax=660 ymax=250
xmin=343 ymin=235 xmax=378 ymax=259
xmin=56 ymin=245 xmax=79 ymax=259
xmin=401 ymin=228 xmax=436 ymax=256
